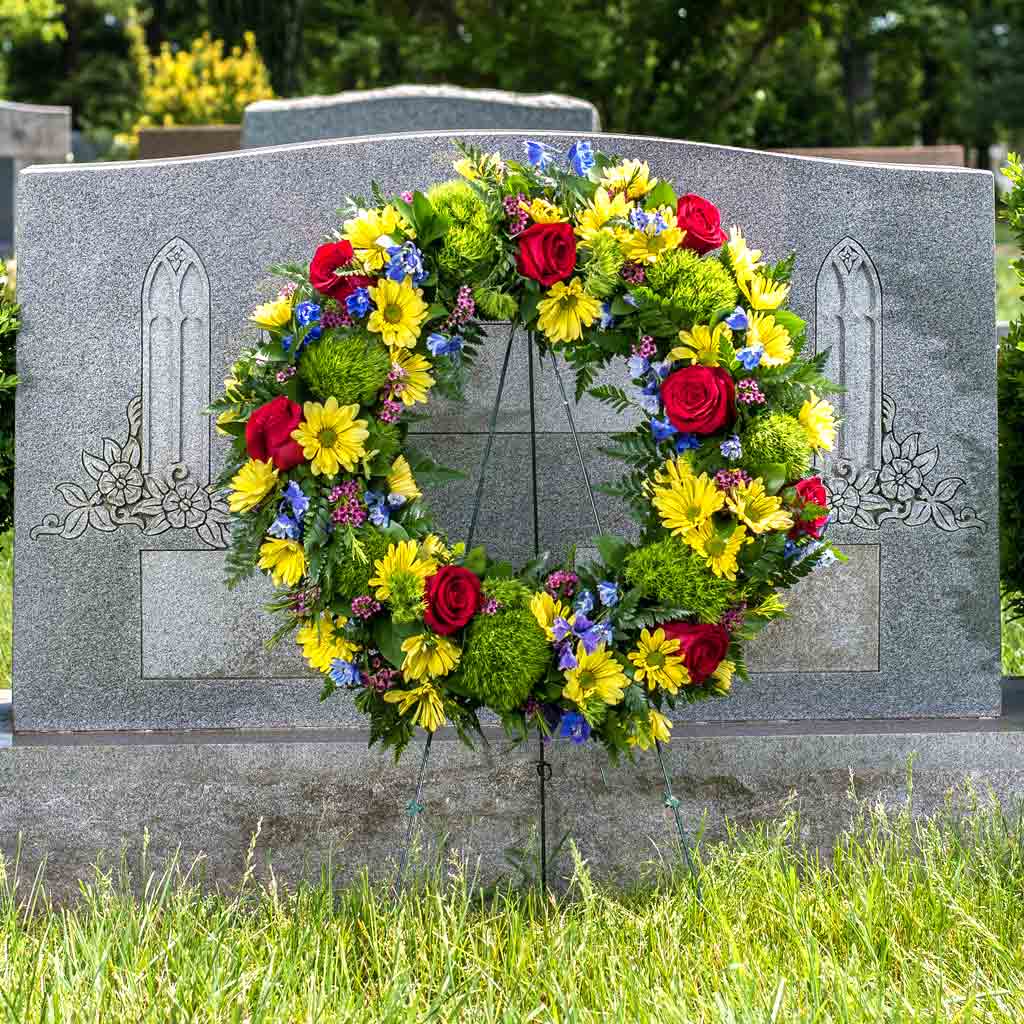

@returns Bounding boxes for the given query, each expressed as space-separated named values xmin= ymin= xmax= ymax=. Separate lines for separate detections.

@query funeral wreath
xmin=211 ymin=141 xmax=842 ymax=760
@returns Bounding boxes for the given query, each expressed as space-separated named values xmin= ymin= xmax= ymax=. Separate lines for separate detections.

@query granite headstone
xmin=13 ymin=132 xmax=998 ymax=733
xmin=242 ymin=85 xmax=599 ymax=148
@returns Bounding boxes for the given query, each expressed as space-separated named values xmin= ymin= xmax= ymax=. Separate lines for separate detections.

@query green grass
xmin=996 ymin=220 xmax=1021 ymax=323
xmin=3 ymin=799 xmax=1024 ymax=1022
xmin=0 ymin=530 xmax=10 ymax=690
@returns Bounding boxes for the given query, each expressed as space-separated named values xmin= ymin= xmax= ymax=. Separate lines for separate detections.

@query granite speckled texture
xmin=242 ymin=85 xmax=599 ymax=148
xmin=13 ymin=131 xmax=998 ymax=733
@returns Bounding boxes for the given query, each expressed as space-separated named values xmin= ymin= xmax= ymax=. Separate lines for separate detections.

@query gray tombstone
xmin=13 ymin=132 xmax=998 ymax=735
xmin=242 ymin=85 xmax=599 ymax=148
xmin=0 ymin=100 xmax=70 ymax=254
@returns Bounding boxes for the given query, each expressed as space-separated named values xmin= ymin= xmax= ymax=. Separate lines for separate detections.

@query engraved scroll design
xmin=31 ymin=238 xmax=229 ymax=548
xmin=815 ymin=237 xmax=984 ymax=533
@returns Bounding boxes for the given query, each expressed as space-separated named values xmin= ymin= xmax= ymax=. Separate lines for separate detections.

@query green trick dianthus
xmin=740 ymin=411 xmax=813 ymax=482
xmin=474 ymin=286 xmax=519 ymax=321
xmin=427 ymin=180 xmax=500 ymax=281
xmin=299 ymin=329 xmax=391 ymax=406
xmin=581 ymin=232 xmax=625 ymax=299
xmin=639 ymin=249 xmax=738 ymax=327
xmin=481 ymin=577 xmax=534 ymax=610
xmin=454 ymin=607 xmax=551 ymax=712
xmin=330 ymin=526 xmax=393 ymax=601
xmin=623 ymin=535 xmax=735 ymax=623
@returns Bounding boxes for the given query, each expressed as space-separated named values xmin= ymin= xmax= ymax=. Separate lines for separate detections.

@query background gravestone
xmin=242 ymin=85 xmax=600 ymax=148
xmin=0 ymin=100 xmax=70 ymax=254
xmin=13 ymin=131 xmax=997 ymax=734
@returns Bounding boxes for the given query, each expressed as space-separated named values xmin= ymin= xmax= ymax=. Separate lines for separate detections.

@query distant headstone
xmin=0 ymin=100 xmax=70 ymax=253
xmin=242 ymin=85 xmax=599 ymax=148
xmin=774 ymin=145 xmax=965 ymax=167
xmin=13 ymin=134 xmax=997 ymax=734
xmin=138 ymin=126 xmax=242 ymax=161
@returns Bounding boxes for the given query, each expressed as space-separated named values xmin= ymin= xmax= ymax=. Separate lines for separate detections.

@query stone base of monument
xmin=4 ymin=688 xmax=1024 ymax=899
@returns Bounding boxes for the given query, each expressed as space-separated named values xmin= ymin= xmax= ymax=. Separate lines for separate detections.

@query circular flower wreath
xmin=211 ymin=140 xmax=842 ymax=760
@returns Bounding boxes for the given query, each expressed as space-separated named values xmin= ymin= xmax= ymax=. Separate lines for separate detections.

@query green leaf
xmin=595 ymin=533 xmax=630 ymax=571
xmin=754 ymin=462 xmax=788 ymax=495
xmin=462 ymin=545 xmax=487 ymax=575
xmin=644 ymin=181 xmax=677 ymax=210
xmin=520 ymin=290 xmax=541 ymax=324
xmin=372 ymin=618 xmax=420 ymax=669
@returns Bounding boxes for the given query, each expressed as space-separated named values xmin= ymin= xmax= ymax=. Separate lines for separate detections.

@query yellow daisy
xmin=368 ymin=540 xmax=437 ymax=601
xmin=669 ymin=322 xmax=732 ymax=367
xmin=522 ymin=197 xmax=567 ymax=223
xmin=562 ymin=642 xmax=627 ymax=707
xmin=291 ymin=397 xmax=369 ymax=477
xmin=249 ymin=296 xmax=292 ymax=330
xmin=726 ymin=226 xmax=762 ymax=281
xmin=228 ymin=458 xmax=277 ymax=513
xmin=709 ymin=660 xmax=735 ymax=696
xmin=628 ymin=708 xmax=673 ymax=750
xmin=618 ymin=206 xmax=685 ymax=265
xmin=651 ymin=471 xmax=725 ymax=539
xmin=530 ymin=590 xmax=572 ymax=641
xmin=799 ymin=391 xmax=837 ymax=452
xmin=574 ymin=186 xmax=632 ymax=242
xmin=651 ymin=456 xmax=695 ymax=490
xmin=296 ymin=615 xmax=358 ymax=672
xmin=627 ymin=628 xmax=690 ymax=694
xmin=738 ymin=273 xmax=790 ymax=311
xmin=453 ymin=151 xmax=504 ymax=181
xmin=387 ymin=455 xmax=421 ymax=501
xmin=600 ymin=159 xmax=657 ymax=199
xmin=216 ymin=408 xmax=242 ymax=436
xmin=343 ymin=205 xmax=412 ymax=270
xmin=257 ymin=538 xmax=306 ymax=588
xmin=367 ymin=277 xmax=429 ymax=350
xmin=391 ymin=349 xmax=435 ymax=406
xmin=746 ymin=312 xmax=793 ymax=366
xmin=400 ymin=633 xmax=461 ymax=681
xmin=536 ymin=278 xmax=602 ymax=345
xmin=726 ymin=478 xmax=795 ymax=535
xmin=421 ymin=533 xmax=452 ymax=563
xmin=686 ymin=520 xmax=749 ymax=581
xmin=383 ymin=681 xmax=446 ymax=731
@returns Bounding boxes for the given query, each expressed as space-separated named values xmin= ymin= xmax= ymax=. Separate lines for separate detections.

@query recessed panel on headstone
xmin=13 ymin=132 xmax=998 ymax=733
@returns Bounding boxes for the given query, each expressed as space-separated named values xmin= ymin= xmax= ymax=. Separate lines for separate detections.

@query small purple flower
xmin=720 ymin=434 xmax=742 ymax=460
xmin=276 ymin=365 xmax=297 ymax=383
xmin=650 ymin=417 xmax=677 ymax=442
xmin=737 ymin=379 xmax=766 ymax=405
xmin=351 ymin=595 xmax=382 ymax=619
xmin=559 ymin=712 xmax=591 ymax=744
xmin=725 ymin=306 xmax=749 ymax=331
xmin=345 ymin=287 xmax=372 ymax=318
xmin=482 ymin=597 xmax=501 ymax=615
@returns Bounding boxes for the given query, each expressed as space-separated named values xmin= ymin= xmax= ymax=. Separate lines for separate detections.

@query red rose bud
xmin=676 ymin=193 xmax=727 ymax=255
xmin=515 ymin=222 xmax=577 ymax=287
xmin=309 ymin=241 xmax=373 ymax=302
xmin=423 ymin=565 xmax=483 ymax=635
xmin=790 ymin=475 xmax=829 ymax=539
xmin=660 ymin=622 xmax=730 ymax=685
xmin=245 ymin=395 xmax=305 ymax=471
xmin=660 ymin=364 xmax=736 ymax=435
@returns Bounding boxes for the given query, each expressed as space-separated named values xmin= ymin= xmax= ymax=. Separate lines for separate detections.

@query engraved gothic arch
xmin=814 ymin=237 xmax=882 ymax=470
xmin=141 ymin=237 xmax=212 ymax=483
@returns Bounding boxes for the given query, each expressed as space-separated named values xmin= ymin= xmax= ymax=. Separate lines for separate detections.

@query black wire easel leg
xmin=654 ymin=738 xmax=703 ymax=903
xmin=395 ymin=729 xmax=434 ymax=894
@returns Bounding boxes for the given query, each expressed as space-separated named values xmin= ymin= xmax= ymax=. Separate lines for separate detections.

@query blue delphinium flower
xmin=622 ymin=292 xmax=638 ymax=307
xmin=559 ymin=712 xmax=591 ymax=744
xmin=628 ymin=208 xmax=650 ymax=231
xmin=627 ymin=354 xmax=650 ymax=380
xmin=783 ymin=538 xmax=799 ymax=559
xmin=567 ymin=140 xmax=595 ymax=176
xmin=385 ymin=241 xmax=427 ymax=285
xmin=574 ymin=589 xmax=595 ymax=616
xmin=329 ymin=658 xmax=362 ymax=688
xmin=280 ymin=333 xmax=296 ymax=353
xmin=427 ymin=332 xmax=464 ymax=358
xmin=735 ymin=343 xmax=764 ymax=370
xmin=283 ymin=481 xmax=309 ymax=519
xmin=652 ymin=359 xmax=671 ymax=379
xmin=268 ymin=511 xmax=300 ymax=540
xmin=552 ymin=613 xmax=603 ymax=654
xmin=650 ymin=416 xmax=677 ymax=442
xmin=599 ymin=302 xmax=615 ymax=330
xmin=597 ymin=580 xmax=620 ymax=607
xmin=557 ymin=643 xmax=578 ymax=670
xmin=593 ymin=620 xmax=614 ymax=645
xmin=364 ymin=490 xmax=407 ymax=528
xmin=345 ymin=287 xmax=372 ymax=318
xmin=636 ymin=388 xmax=660 ymax=415
xmin=524 ymin=139 xmax=552 ymax=170
xmin=725 ymin=306 xmax=749 ymax=331
xmin=720 ymin=434 xmax=742 ymax=460
xmin=295 ymin=301 xmax=321 ymax=327
xmin=675 ymin=433 xmax=700 ymax=452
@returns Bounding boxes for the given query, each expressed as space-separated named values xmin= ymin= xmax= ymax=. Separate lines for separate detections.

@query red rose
xmin=660 ymin=365 xmax=735 ymax=435
xmin=515 ymin=222 xmax=577 ymax=286
xmin=661 ymin=622 xmax=730 ymax=685
xmin=309 ymin=241 xmax=373 ymax=302
xmin=676 ymin=193 xmax=727 ymax=255
xmin=423 ymin=566 xmax=483 ymax=635
xmin=790 ymin=475 xmax=829 ymax=539
xmin=245 ymin=395 xmax=304 ymax=471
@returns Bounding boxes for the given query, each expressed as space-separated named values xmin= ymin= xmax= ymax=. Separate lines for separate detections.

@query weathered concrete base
xmin=4 ymin=695 xmax=1024 ymax=898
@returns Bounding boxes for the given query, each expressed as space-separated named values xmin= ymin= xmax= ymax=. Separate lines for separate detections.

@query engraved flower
xmin=159 ymin=481 xmax=212 ymax=529
xmin=826 ymin=477 xmax=860 ymax=524
xmin=137 ymin=472 xmax=231 ymax=545
xmin=878 ymin=458 xmax=922 ymax=502
xmin=97 ymin=461 xmax=144 ymax=508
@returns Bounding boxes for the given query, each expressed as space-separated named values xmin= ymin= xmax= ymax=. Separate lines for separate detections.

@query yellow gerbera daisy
xmin=651 ymin=471 xmax=725 ymax=538
xmin=536 ymin=278 xmax=602 ymax=345
xmin=387 ymin=455 xmax=421 ymax=501
xmin=296 ymin=615 xmax=358 ymax=672
xmin=726 ymin=226 xmax=762 ymax=281
xmin=628 ymin=708 xmax=673 ymax=750
xmin=291 ymin=397 xmax=369 ymax=477
xmin=249 ymin=296 xmax=292 ymax=330
xmin=392 ymin=349 xmax=435 ymax=406
xmin=369 ymin=540 xmax=437 ymax=601
xmin=709 ymin=659 xmax=735 ymax=696
xmin=627 ymin=628 xmax=690 ymax=694
xmin=799 ymin=391 xmax=837 ymax=452
xmin=746 ymin=312 xmax=793 ymax=366
xmin=383 ymin=680 xmax=446 ymax=731
xmin=726 ymin=478 xmax=795 ymax=535
xmin=738 ymin=273 xmax=790 ymax=311
xmin=228 ymin=458 xmax=278 ymax=513
xmin=600 ymin=159 xmax=657 ymax=199
xmin=669 ymin=322 xmax=732 ymax=367
xmin=618 ymin=206 xmax=685 ymax=265
xmin=686 ymin=520 xmax=749 ymax=581
xmin=453 ymin=151 xmax=504 ymax=181
xmin=652 ymin=455 xmax=695 ymax=490
xmin=400 ymin=633 xmax=461 ymax=681
xmin=522 ymin=197 xmax=567 ymax=223
xmin=575 ymin=186 xmax=632 ymax=242
xmin=343 ymin=205 xmax=412 ymax=271
xmin=367 ymin=277 xmax=429 ymax=350
xmin=421 ymin=533 xmax=452 ymax=563
xmin=530 ymin=591 xmax=572 ymax=641
xmin=257 ymin=538 xmax=306 ymax=588
xmin=562 ymin=642 xmax=627 ymax=707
